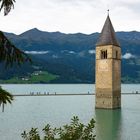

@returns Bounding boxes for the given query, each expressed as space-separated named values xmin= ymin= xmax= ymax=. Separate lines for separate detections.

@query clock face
xmin=98 ymin=60 xmax=108 ymax=71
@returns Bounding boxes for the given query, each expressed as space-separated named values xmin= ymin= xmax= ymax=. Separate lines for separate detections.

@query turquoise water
xmin=1 ymin=84 xmax=140 ymax=95
xmin=0 ymin=84 xmax=140 ymax=140
xmin=1 ymin=84 xmax=94 ymax=95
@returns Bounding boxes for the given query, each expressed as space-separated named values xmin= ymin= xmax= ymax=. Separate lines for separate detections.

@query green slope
xmin=0 ymin=71 xmax=59 ymax=84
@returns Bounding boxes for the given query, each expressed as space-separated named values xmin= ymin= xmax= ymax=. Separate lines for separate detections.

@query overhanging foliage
xmin=0 ymin=31 xmax=31 ymax=67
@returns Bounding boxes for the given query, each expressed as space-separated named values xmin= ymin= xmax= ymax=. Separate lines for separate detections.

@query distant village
xmin=21 ymin=71 xmax=42 ymax=81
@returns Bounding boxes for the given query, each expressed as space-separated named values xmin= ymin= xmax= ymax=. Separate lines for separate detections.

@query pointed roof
xmin=96 ymin=15 xmax=120 ymax=47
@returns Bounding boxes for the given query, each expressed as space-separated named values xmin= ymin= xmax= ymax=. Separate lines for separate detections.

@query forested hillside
xmin=1 ymin=28 xmax=140 ymax=83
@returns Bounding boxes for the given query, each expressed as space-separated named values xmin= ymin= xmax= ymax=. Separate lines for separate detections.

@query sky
xmin=0 ymin=0 xmax=140 ymax=35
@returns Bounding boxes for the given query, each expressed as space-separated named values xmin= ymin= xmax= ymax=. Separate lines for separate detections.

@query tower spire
xmin=96 ymin=14 xmax=120 ymax=47
xmin=107 ymin=9 xmax=109 ymax=15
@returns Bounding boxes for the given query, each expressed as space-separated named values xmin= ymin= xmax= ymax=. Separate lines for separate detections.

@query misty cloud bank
xmin=25 ymin=51 xmax=49 ymax=54
xmin=88 ymin=50 xmax=95 ymax=54
xmin=122 ymin=53 xmax=135 ymax=59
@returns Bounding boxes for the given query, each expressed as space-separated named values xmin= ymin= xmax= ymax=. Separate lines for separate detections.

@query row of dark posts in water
xmin=133 ymin=91 xmax=139 ymax=94
xmin=29 ymin=92 xmax=56 ymax=95
xmin=29 ymin=91 xmax=91 ymax=95
xmin=28 ymin=91 xmax=139 ymax=96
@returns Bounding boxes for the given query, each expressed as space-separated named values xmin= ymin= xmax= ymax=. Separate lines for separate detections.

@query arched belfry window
xmin=101 ymin=50 xmax=107 ymax=59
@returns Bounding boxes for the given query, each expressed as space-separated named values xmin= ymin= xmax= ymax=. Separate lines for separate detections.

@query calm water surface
xmin=0 ymin=84 xmax=140 ymax=140
xmin=1 ymin=84 xmax=140 ymax=95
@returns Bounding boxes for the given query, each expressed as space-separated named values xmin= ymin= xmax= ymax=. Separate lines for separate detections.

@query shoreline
xmin=13 ymin=93 xmax=140 ymax=96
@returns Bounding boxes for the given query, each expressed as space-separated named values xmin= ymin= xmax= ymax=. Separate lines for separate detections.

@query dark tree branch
xmin=0 ymin=0 xmax=15 ymax=15
xmin=0 ymin=31 xmax=32 ymax=67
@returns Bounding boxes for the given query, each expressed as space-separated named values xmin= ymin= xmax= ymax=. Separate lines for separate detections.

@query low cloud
xmin=52 ymin=55 xmax=58 ymax=58
xmin=61 ymin=50 xmax=76 ymax=54
xmin=122 ymin=53 xmax=135 ymax=59
xmin=78 ymin=51 xmax=85 ymax=57
xmin=25 ymin=51 xmax=49 ymax=54
xmin=88 ymin=50 xmax=95 ymax=54
xmin=69 ymin=51 xmax=75 ymax=54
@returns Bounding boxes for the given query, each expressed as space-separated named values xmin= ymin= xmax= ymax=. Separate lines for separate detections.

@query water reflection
xmin=95 ymin=109 xmax=122 ymax=140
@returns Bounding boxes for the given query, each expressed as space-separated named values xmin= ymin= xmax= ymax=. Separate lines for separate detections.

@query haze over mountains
xmin=1 ymin=28 xmax=140 ymax=83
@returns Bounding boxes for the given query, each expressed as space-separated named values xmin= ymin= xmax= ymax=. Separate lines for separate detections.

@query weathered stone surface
xmin=95 ymin=45 xmax=121 ymax=109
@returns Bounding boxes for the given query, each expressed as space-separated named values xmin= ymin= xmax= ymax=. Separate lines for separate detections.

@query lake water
xmin=0 ymin=84 xmax=140 ymax=140
xmin=1 ymin=84 xmax=140 ymax=95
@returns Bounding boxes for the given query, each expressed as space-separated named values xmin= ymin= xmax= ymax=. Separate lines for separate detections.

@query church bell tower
xmin=95 ymin=14 xmax=121 ymax=109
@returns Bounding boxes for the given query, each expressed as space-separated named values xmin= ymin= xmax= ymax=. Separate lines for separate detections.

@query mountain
xmin=1 ymin=28 xmax=140 ymax=83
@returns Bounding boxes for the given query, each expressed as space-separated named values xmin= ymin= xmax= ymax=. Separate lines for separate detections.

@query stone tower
xmin=95 ymin=15 xmax=121 ymax=109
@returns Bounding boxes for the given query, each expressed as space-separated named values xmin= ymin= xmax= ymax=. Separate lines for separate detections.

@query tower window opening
xmin=116 ymin=51 xmax=118 ymax=59
xmin=101 ymin=50 xmax=107 ymax=59
xmin=105 ymin=50 xmax=107 ymax=58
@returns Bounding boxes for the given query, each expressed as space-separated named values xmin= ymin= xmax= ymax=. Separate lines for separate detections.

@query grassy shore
xmin=0 ymin=71 xmax=59 ymax=84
